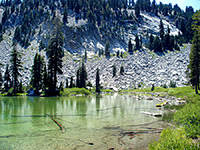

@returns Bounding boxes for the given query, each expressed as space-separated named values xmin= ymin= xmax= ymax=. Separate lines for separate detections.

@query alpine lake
xmin=0 ymin=94 xmax=166 ymax=150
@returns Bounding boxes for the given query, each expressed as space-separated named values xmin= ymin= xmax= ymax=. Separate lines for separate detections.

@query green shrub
xmin=149 ymin=128 xmax=199 ymax=150
xmin=174 ymin=102 xmax=200 ymax=138
xmin=61 ymin=88 xmax=91 ymax=96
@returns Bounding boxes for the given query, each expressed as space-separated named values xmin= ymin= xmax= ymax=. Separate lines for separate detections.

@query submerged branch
xmin=46 ymin=114 xmax=65 ymax=133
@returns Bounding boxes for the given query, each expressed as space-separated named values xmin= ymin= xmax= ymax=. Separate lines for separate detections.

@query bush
xmin=174 ymin=102 xmax=200 ymax=138
xmin=149 ymin=128 xmax=199 ymax=150
xmin=61 ymin=88 xmax=91 ymax=96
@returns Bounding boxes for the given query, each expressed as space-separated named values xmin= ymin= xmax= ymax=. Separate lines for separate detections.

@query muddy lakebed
xmin=0 ymin=94 xmax=168 ymax=150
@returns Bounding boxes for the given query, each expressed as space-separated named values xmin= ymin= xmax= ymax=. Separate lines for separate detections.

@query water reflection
xmin=0 ymin=95 xmax=162 ymax=150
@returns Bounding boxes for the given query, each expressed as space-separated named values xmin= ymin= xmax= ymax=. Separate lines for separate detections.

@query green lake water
xmin=0 ymin=94 xmax=164 ymax=150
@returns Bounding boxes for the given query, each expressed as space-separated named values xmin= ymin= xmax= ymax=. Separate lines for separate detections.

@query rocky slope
xmin=0 ymin=6 xmax=189 ymax=89
xmin=60 ymin=44 xmax=190 ymax=90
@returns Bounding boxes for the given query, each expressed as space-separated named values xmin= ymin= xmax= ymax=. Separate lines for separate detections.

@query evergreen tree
xmin=149 ymin=34 xmax=154 ymax=50
xmin=128 ymin=38 xmax=133 ymax=54
xmin=76 ymin=67 xmax=80 ymax=87
xmin=10 ymin=44 xmax=22 ymax=95
xmin=69 ymin=76 xmax=73 ymax=88
xmin=63 ymin=6 xmax=68 ymax=23
xmin=80 ymin=61 xmax=87 ymax=88
xmin=105 ymin=40 xmax=111 ymax=58
xmin=96 ymin=68 xmax=100 ymax=94
xmin=159 ymin=19 xmax=164 ymax=41
xmin=4 ymin=64 xmax=11 ymax=91
xmin=188 ymin=11 xmax=200 ymax=94
xmin=139 ymin=35 xmax=142 ymax=49
xmin=31 ymin=53 xmax=44 ymax=94
xmin=120 ymin=65 xmax=125 ymax=75
xmin=134 ymin=2 xmax=140 ymax=18
xmin=43 ymin=64 xmax=48 ymax=89
xmin=117 ymin=50 xmax=120 ymax=58
xmin=65 ymin=78 xmax=68 ymax=88
xmin=47 ymin=16 xmax=64 ymax=91
xmin=113 ymin=65 xmax=117 ymax=77
xmin=135 ymin=34 xmax=140 ymax=50
xmin=153 ymin=36 xmax=162 ymax=52
xmin=0 ymin=68 xmax=2 ymax=89
xmin=84 ymin=50 xmax=87 ymax=62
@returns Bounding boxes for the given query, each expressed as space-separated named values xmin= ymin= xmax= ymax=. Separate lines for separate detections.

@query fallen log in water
xmin=141 ymin=111 xmax=162 ymax=117
xmin=46 ymin=114 xmax=65 ymax=133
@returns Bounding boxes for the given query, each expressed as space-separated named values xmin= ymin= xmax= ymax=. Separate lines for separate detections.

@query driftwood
xmin=46 ymin=114 xmax=65 ymax=133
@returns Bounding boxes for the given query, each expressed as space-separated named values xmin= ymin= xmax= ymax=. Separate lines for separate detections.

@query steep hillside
xmin=0 ymin=0 xmax=194 ymax=88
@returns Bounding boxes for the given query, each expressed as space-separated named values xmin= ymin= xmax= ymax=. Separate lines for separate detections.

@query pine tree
xmin=120 ymin=65 xmax=125 ymax=75
xmin=149 ymin=34 xmax=154 ymax=50
xmin=128 ymin=38 xmax=133 ymax=54
xmin=63 ymin=5 xmax=68 ymax=23
xmin=4 ymin=64 xmax=11 ymax=91
xmin=80 ymin=61 xmax=87 ymax=88
xmin=188 ymin=11 xmax=200 ymax=94
xmin=134 ymin=2 xmax=140 ymax=18
xmin=84 ymin=50 xmax=87 ymax=62
xmin=69 ymin=76 xmax=73 ymax=88
xmin=47 ymin=16 xmax=64 ymax=91
xmin=65 ymin=78 xmax=68 ymax=88
xmin=10 ymin=44 xmax=22 ymax=95
xmin=113 ymin=65 xmax=117 ymax=77
xmin=96 ymin=68 xmax=100 ymax=94
xmin=135 ymin=34 xmax=140 ymax=50
xmin=43 ymin=64 xmax=48 ymax=89
xmin=31 ymin=53 xmax=44 ymax=94
xmin=76 ymin=67 xmax=80 ymax=87
xmin=105 ymin=40 xmax=111 ymax=58
xmin=159 ymin=19 xmax=164 ymax=41
xmin=0 ymin=68 xmax=3 ymax=89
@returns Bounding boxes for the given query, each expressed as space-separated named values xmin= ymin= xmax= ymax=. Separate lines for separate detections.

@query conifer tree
xmin=76 ymin=67 xmax=80 ymax=87
xmin=47 ymin=16 xmax=64 ymax=91
xmin=134 ymin=2 xmax=140 ymax=18
xmin=135 ymin=34 xmax=140 ymax=50
xmin=10 ymin=44 xmax=22 ymax=95
xmin=113 ymin=65 xmax=117 ymax=77
xmin=80 ymin=61 xmax=87 ymax=88
xmin=63 ymin=5 xmax=68 ymax=23
xmin=120 ymin=65 xmax=125 ymax=75
xmin=149 ymin=34 xmax=154 ymax=50
xmin=84 ymin=50 xmax=87 ymax=62
xmin=31 ymin=53 xmax=44 ymax=94
xmin=0 ymin=68 xmax=2 ymax=89
xmin=69 ymin=76 xmax=73 ymax=88
xmin=96 ymin=68 xmax=100 ymax=94
xmin=105 ymin=40 xmax=111 ymax=58
xmin=128 ymin=38 xmax=133 ymax=54
xmin=43 ymin=64 xmax=48 ymax=89
xmin=4 ymin=64 xmax=11 ymax=91
xmin=188 ymin=11 xmax=200 ymax=94
xmin=65 ymin=78 xmax=68 ymax=88
xmin=159 ymin=19 xmax=164 ymax=41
